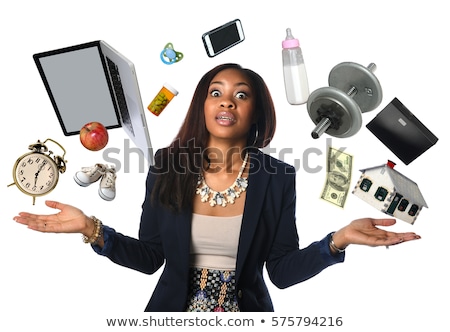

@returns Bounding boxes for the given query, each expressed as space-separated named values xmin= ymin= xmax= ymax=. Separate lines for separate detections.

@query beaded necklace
xmin=196 ymin=152 xmax=249 ymax=207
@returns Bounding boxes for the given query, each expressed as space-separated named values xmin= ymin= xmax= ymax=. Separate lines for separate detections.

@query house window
xmin=398 ymin=198 xmax=409 ymax=212
xmin=374 ymin=187 xmax=388 ymax=201
xmin=408 ymin=204 xmax=419 ymax=216
xmin=359 ymin=178 xmax=372 ymax=192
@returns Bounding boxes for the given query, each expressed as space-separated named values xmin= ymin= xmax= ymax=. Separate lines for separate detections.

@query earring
xmin=252 ymin=124 xmax=259 ymax=147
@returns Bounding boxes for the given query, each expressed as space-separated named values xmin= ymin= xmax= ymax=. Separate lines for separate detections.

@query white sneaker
xmin=98 ymin=166 xmax=116 ymax=201
xmin=74 ymin=164 xmax=106 ymax=187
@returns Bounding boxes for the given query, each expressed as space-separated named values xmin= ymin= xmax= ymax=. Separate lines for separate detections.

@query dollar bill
xmin=320 ymin=147 xmax=353 ymax=208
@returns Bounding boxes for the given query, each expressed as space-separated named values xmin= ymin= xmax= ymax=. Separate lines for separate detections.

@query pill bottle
xmin=282 ymin=28 xmax=309 ymax=105
xmin=148 ymin=83 xmax=178 ymax=116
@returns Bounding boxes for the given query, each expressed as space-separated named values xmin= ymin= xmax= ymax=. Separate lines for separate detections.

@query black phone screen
xmin=209 ymin=23 xmax=241 ymax=53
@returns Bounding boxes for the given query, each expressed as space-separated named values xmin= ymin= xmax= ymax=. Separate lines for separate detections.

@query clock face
xmin=13 ymin=153 xmax=59 ymax=196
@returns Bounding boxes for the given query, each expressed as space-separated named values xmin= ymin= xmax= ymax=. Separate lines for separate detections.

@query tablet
xmin=366 ymin=98 xmax=438 ymax=165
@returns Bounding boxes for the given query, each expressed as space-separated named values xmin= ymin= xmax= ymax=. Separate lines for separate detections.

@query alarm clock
xmin=8 ymin=139 xmax=67 ymax=205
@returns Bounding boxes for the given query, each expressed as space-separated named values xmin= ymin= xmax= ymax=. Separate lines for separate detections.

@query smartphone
xmin=202 ymin=19 xmax=245 ymax=57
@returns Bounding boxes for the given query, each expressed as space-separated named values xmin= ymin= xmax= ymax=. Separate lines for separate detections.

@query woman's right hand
xmin=13 ymin=200 xmax=94 ymax=237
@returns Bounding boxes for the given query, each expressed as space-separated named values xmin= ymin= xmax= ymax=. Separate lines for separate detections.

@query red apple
xmin=79 ymin=122 xmax=109 ymax=151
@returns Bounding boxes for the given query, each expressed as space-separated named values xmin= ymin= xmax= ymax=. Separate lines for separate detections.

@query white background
xmin=1 ymin=1 xmax=448 ymax=331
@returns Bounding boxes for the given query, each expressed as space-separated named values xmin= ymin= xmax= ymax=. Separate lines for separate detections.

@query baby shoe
xmin=74 ymin=164 xmax=106 ymax=187
xmin=98 ymin=166 xmax=116 ymax=201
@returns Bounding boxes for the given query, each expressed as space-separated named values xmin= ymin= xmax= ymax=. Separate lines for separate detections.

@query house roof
xmin=359 ymin=163 xmax=428 ymax=207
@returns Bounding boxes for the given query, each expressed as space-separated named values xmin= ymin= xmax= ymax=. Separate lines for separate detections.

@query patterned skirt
xmin=185 ymin=267 xmax=240 ymax=312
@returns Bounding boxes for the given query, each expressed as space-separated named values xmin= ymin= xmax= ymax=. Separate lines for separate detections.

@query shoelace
xmin=102 ymin=170 xmax=116 ymax=188
xmin=81 ymin=165 xmax=105 ymax=178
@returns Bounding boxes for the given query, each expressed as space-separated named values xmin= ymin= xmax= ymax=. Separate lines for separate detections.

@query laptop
xmin=366 ymin=97 xmax=438 ymax=165
xmin=33 ymin=40 xmax=154 ymax=165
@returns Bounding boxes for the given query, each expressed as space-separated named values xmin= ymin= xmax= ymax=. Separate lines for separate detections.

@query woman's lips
xmin=216 ymin=112 xmax=236 ymax=126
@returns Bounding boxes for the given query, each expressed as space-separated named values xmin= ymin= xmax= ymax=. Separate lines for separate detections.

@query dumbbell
xmin=307 ymin=62 xmax=382 ymax=139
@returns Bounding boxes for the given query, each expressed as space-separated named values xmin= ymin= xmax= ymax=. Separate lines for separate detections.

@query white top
xmin=189 ymin=213 xmax=243 ymax=270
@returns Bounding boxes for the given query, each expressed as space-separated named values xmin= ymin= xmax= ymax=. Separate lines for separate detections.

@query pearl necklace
xmin=196 ymin=152 xmax=249 ymax=207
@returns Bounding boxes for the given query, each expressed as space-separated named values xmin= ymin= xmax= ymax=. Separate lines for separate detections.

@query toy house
xmin=352 ymin=160 xmax=427 ymax=224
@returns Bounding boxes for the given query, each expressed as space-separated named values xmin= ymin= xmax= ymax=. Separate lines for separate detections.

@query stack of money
xmin=321 ymin=147 xmax=353 ymax=208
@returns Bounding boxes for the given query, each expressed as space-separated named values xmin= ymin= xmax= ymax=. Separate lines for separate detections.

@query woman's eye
xmin=236 ymin=92 xmax=247 ymax=99
xmin=210 ymin=90 xmax=221 ymax=97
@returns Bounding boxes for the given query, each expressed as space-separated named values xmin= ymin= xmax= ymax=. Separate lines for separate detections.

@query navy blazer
xmin=94 ymin=149 xmax=344 ymax=311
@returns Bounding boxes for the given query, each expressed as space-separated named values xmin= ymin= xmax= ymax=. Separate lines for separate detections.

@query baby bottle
xmin=282 ymin=28 xmax=310 ymax=105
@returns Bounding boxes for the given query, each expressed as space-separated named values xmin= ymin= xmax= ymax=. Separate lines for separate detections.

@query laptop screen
xmin=34 ymin=42 xmax=121 ymax=135
xmin=366 ymin=98 xmax=438 ymax=165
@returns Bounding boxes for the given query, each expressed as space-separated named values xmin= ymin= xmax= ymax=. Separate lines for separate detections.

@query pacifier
xmin=160 ymin=42 xmax=183 ymax=65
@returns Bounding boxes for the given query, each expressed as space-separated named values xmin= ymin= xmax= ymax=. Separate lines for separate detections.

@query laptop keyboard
xmin=105 ymin=56 xmax=134 ymax=135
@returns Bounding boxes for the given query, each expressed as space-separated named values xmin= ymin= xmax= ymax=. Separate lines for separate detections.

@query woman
xmin=13 ymin=63 xmax=420 ymax=312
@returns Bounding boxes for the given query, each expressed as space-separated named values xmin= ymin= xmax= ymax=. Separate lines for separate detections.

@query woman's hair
xmin=151 ymin=63 xmax=276 ymax=212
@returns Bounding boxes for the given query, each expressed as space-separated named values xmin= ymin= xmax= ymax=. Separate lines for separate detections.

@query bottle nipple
xmin=286 ymin=28 xmax=294 ymax=40
xmin=282 ymin=28 xmax=299 ymax=48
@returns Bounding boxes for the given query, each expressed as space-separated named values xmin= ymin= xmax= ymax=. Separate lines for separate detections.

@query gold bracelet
xmin=330 ymin=232 xmax=345 ymax=253
xmin=82 ymin=216 xmax=103 ymax=244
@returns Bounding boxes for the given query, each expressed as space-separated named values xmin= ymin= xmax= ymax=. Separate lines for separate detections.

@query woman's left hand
xmin=332 ymin=218 xmax=420 ymax=251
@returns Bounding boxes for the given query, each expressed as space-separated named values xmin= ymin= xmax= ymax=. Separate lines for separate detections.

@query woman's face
xmin=204 ymin=68 xmax=256 ymax=145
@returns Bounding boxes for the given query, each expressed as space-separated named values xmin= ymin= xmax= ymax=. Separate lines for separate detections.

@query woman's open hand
xmin=332 ymin=218 xmax=421 ymax=251
xmin=13 ymin=200 xmax=93 ymax=236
